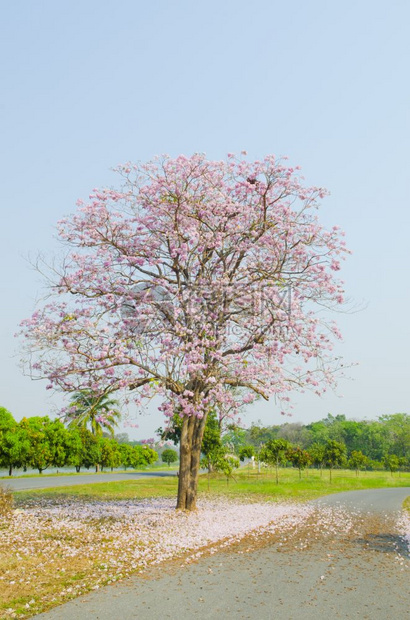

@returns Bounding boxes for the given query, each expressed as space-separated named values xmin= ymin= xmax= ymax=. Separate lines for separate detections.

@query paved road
xmin=34 ymin=488 xmax=410 ymax=620
xmin=313 ymin=486 xmax=410 ymax=514
xmin=0 ymin=471 xmax=176 ymax=492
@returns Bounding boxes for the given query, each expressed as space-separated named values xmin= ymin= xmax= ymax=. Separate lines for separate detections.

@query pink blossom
xmin=19 ymin=153 xmax=349 ymax=423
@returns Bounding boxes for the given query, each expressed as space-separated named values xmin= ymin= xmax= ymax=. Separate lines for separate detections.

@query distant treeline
xmin=2 ymin=406 xmax=409 ymax=477
xmin=222 ymin=413 xmax=410 ymax=470
xmin=0 ymin=407 xmax=157 ymax=476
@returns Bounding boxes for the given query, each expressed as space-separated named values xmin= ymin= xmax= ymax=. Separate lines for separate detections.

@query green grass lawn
xmin=15 ymin=477 xmax=179 ymax=503
xmin=14 ymin=467 xmax=410 ymax=504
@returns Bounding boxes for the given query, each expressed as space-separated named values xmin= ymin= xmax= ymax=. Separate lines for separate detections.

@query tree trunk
xmin=176 ymin=414 xmax=207 ymax=511
xmin=8 ymin=464 xmax=12 ymax=476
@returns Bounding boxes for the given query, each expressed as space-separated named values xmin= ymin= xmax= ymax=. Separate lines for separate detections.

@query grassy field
xmin=14 ymin=467 xmax=410 ymax=504
xmin=15 ymin=477 xmax=179 ymax=503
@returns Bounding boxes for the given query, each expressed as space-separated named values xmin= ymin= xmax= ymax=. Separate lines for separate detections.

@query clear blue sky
xmin=1 ymin=0 xmax=409 ymax=438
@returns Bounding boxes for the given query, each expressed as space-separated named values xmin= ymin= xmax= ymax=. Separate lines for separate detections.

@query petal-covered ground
xmin=0 ymin=497 xmax=409 ymax=618
xmin=397 ymin=510 xmax=410 ymax=550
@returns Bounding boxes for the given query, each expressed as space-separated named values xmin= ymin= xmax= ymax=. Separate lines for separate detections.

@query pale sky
xmin=1 ymin=0 xmax=409 ymax=439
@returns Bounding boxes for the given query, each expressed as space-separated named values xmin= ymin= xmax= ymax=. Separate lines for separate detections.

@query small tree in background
xmin=222 ymin=425 xmax=247 ymax=455
xmin=20 ymin=417 xmax=73 ymax=474
xmin=139 ymin=445 xmax=158 ymax=466
xmin=0 ymin=408 xmax=30 ymax=476
xmin=119 ymin=443 xmax=135 ymax=470
xmin=75 ymin=427 xmax=101 ymax=471
xmin=99 ymin=437 xmax=122 ymax=471
xmin=201 ymin=450 xmax=239 ymax=486
xmin=309 ymin=443 xmax=326 ymax=476
xmin=348 ymin=450 xmax=369 ymax=476
xmin=397 ymin=456 xmax=407 ymax=475
xmin=260 ymin=439 xmax=291 ymax=484
xmin=239 ymin=445 xmax=255 ymax=478
xmin=239 ymin=445 xmax=255 ymax=461
xmin=120 ymin=444 xmax=158 ymax=469
xmin=287 ymin=446 xmax=311 ymax=479
xmin=200 ymin=416 xmax=236 ymax=489
xmin=162 ymin=448 xmax=178 ymax=467
xmin=382 ymin=454 xmax=400 ymax=476
xmin=323 ymin=440 xmax=346 ymax=482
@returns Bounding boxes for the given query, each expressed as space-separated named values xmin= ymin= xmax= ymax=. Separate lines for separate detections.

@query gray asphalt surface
xmin=33 ymin=488 xmax=410 ymax=620
xmin=0 ymin=471 xmax=175 ymax=491
xmin=313 ymin=486 xmax=410 ymax=514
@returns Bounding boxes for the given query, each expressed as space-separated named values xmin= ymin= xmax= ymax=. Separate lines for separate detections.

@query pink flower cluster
xmin=19 ymin=153 xmax=349 ymax=423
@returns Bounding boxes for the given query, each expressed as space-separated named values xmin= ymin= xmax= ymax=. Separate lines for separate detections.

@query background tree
xmin=200 ymin=411 xmax=223 ymax=468
xmin=114 ymin=432 xmax=130 ymax=444
xmin=239 ymin=445 xmax=255 ymax=461
xmin=156 ymin=411 xmax=183 ymax=446
xmin=201 ymin=449 xmax=239 ymax=486
xmin=277 ymin=423 xmax=311 ymax=449
xmin=348 ymin=450 xmax=369 ymax=476
xmin=119 ymin=444 xmax=158 ymax=469
xmin=309 ymin=443 xmax=326 ymax=476
xmin=99 ymin=437 xmax=122 ymax=471
xmin=260 ymin=439 xmax=291 ymax=484
xmin=287 ymin=446 xmax=311 ymax=479
xmin=397 ymin=456 xmax=407 ymax=475
xmin=239 ymin=444 xmax=255 ymax=477
xmin=0 ymin=407 xmax=14 ymax=431
xmin=306 ymin=420 xmax=330 ymax=446
xmin=222 ymin=425 xmax=247 ymax=455
xmin=20 ymin=417 xmax=73 ymax=474
xmin=0 ymin=407 xmax=30 ymax=476
xmin=247 ymin=422 xmax=280 ymax=448
xmin=119 ymin=443 xmax=135 ymax=470
xmin=21 ymin=154 xmax=348 ymax=510
xmin=360 ymin=421 xmax=389 ymax=462
xmin=382 ymin=454 xmax=400 ymax=476
xmin=65 ymin=390 xmax=121 ymax=437
xmin=74 ymin=427 xmax=101 ymax=471
xmin=323 ymin=440 xmax=346 ymax=482
xmin=380 ymin=413 xmax=410 ymax=459
xmin=337 ymin=419 xmax=364 ymax=454
xmin=139 ymin=445 xmax=158 ymax=466
xmin=161 ymin=448 xmax=178 ymax=467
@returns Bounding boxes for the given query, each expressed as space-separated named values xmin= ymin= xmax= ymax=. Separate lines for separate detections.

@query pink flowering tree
xmin=20 ymin=153 xmax=348 ymax=510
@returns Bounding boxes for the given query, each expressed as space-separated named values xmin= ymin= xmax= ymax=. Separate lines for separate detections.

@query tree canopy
xmin=20 ymin=153 xmax=348 ymax=509
xmin=65 ymin=390 xmax=121 ymax=436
